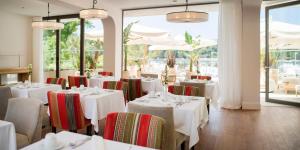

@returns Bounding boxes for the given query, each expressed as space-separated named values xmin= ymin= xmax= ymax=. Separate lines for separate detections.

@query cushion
xmin=16 ymin=133 xmax=30 ymax=149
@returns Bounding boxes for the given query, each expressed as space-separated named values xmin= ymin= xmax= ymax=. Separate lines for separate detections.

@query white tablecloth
xmin=141 ymin=78 xmax=163 ymax=93
xmin=129 ymin=94 xmax=208 ymax=148
xmin=177 ymin=80 xmax=220 ymax=104
xmin=0 ymin=120 xmax=17 ymax=150
xmin=21 ymin=131 xmax=155 ymax=150
xmin=11 ymin=83 xmax=62 ymax=104
xmin=89 ymin=76 xmax=116 ymax=88
xmin=51 ymin=88 xmax=126 ymax=132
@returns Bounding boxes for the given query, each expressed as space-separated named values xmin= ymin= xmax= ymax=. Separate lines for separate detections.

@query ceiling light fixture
xmin=32 ymin=3 xmax=64 ymax=30
xmin=80 ymin=0 xmax=108 ymax=19
xmin=166 ymin=0 xmax=208 ymax=23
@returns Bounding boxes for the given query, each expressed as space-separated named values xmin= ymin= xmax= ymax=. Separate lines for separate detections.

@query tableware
xmin=69 ymin=137 xmax=91 ymax=149
xmin=79 ymin=84 xmax=85 ymax=90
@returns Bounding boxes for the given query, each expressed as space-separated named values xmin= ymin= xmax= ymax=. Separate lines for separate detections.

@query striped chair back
xmin=103 ymin=81 xmax=129 ymax=102
xmin=68 ymin=76 xmax=88 ymax=88
xmin=191 ymin=75 xmax=212 ymax=80
xmin=98 ymin=71 xmax=113 ymax=76
xmin=179 ymin=82 xmax=205 ymax=97
xmin=104 ymin=112 xmax=165 ymax=149
xmin=46 ymin=78 xmax=67 ymax=89
xmin=47 ymin=91 xmax=90 ymax=131
xmin=121 ymin=78 xmax=142 ymax=101
xmin=168 ymin=85 xmax=201 ymax=96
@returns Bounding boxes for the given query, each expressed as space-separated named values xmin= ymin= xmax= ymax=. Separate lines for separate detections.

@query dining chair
xmin=47 ymin=91 xmax=92 ymax=135
xmin=127 ymin=103 xmax=188 ymax=150
xmin=179 ymin=82 xmax=210 ymax=113
xmin=103 ymin=112 xmax=165 ymax=149
xmin=68 ymin=76 xmax=88 ymax=88
xmin=168 ymin=85 xmax=201 ymax=96
xmin=0 ymin=86 xmax=12 ymax=120
xmin=4 ymin=98 xmax=43 ymax=149
xmin=191 ymin=75 xmax=212 ymax=80
xmin=120 ymin=78 xmax=143 ymax=101
xmin=98 ymin=71 xmax=113 ymax=76
xmin=46 ymin=77 xmax=67 ymax=89
xmin=141 ymin=73 xmax=159 ymax=78
xmin=102 ymin=81 xmax=129 ymax=103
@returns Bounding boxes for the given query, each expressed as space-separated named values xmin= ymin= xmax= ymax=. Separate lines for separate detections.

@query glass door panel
xmin=266 ymin=1 xmax=300 ymax=106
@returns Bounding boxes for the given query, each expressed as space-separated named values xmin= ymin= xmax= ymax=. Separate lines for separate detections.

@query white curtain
xmin=218 ymin=0 xmax=242 ymax=109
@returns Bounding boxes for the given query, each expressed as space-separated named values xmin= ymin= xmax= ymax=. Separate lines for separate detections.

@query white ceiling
xmin=0 ymin=0 xmax=219 ymax=17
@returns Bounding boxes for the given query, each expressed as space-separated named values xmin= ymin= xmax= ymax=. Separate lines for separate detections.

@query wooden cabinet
xmin=0 ymin=67 xmax=30 ymax=85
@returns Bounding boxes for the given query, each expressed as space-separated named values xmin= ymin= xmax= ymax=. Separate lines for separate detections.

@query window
xmin=122 ymin=4 xmax=219 ymax=80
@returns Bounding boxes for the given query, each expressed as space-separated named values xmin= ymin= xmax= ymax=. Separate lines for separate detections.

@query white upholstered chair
xmin=4 ymin=98 xmax=43 ymax=149
xmin=0 ymin=86 xmax=12 ymax=120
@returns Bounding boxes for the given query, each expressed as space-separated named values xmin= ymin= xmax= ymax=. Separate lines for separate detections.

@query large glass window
xmin=59 ymin=18 xmax=81 ymax=79
xmin=84 ymin=20 xmax=104 ymax=76
xmin=43 ymin=26 xmax=56 ymax=79
xmin=261 ymin=1 xmax=300 ymax=105
xmin=122 ymin=4 xmax=219 ymax=81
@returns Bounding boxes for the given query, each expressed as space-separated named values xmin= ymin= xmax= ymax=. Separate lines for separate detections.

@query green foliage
xmin=43 ymin=19 xmax=103 ymax=72
xmin=123 ymin=21 xmax=139 ymax=71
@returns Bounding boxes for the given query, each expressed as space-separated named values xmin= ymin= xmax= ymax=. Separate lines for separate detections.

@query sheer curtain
xmin=218 ymin=0 xmax=242 ymax=109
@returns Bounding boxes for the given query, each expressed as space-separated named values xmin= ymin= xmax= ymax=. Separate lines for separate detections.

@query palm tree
xmin=123 ymin=21 xmax=138 ymax=71
xmin=185 ymin=32 xmax=201 ymax=72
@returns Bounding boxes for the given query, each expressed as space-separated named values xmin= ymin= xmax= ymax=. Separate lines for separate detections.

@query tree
xmin=123 ymin=21 xmax=139 ymax=71
xmin=185 ymin=31 xmax=201 ymax=72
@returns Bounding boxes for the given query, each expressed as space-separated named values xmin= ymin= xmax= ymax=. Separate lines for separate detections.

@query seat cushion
xmin=175 ymin=131 xmax=187 ymax=148
xmin=16 ymin=133 xmax=30 ymax=149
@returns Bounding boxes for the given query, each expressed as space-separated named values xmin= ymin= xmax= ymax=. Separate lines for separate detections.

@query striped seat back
xmin=121 ymin=79 xmax=142 ymax=101
xmin=98 ymin=71 xmax=113 ymax=76
xmin=103 ymin=81 xmax=129 ymax=103
xmin=46 ymin=78 xmax=67 ymax=89
xmin=191 ymin=75 xmax=212 ymax=80
xmin=168 ymin=85 xmax=201 ymax=96
xmin=104 ymin=112 xmax=165 ymax=149
xmin=47 ymin=91 xmax=89 ymax=131
xmin=68 ymin=76 xmax=88 ymax=88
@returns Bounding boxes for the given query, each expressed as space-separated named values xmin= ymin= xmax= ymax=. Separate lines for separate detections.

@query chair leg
xmin=52 ymin=127 xmax=56 ymax=133
xmin=207 ymin=104 xmax=210 ymax=114
xmin=86 ymin=125 xmax=92 ymax=136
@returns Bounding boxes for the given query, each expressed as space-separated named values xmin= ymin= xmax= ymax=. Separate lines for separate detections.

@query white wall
xmin=0 ymin=10 xmax=32 ymax=67
xmin=241 ymin=0 xmax=262 ymax=109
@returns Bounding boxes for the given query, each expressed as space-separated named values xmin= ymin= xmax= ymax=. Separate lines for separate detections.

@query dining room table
xmin=128 ymin=92 xmax=209 ymax=148
xmin=141 ymin=77 xmax=163 ymax=93
xmin=52 ymin=87 xmax=126 ymax=132
xmin=178 ymin=79 xmax=220 ymax=104
xmin=0 ymin=120 xmax=17 ymax=150
xmin=89 ymin=75 xmax=116 ymax=88
xmin=10 ymin=83 xmax=62 ymax=104
xmin=21 ymin=131 xmax=156 ymax=150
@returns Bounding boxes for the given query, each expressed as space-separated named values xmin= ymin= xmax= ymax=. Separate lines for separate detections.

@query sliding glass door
xmin=265 ymin=1 xmax=300 ymax=106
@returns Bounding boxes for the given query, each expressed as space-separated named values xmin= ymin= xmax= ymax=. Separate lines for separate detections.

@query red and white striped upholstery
xmin=168 ymin=85 xmax=201 ymax=96
xmin=98 ymin=71 xmax=113 ymax=76
xmin=104 ymin=112 xmax=165 ymax=149
xmin=68 ymin=76 xmax=88 ymax=88
xmin=191 ymin=75 xmax=212 ymax=80
xmin=47 ymin=91 xmax=91 ymax=131
xmin=120 ymin=79 xmax=142 ymax=101
xmin=46 ymin=78 xmax=67 ymax=89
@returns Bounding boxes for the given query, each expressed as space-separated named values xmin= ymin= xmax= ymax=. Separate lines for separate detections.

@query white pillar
xmin=32 ymin=17 xmax=44 ymax=83
xmin=241 ymin=0 xmax=262 ymax=110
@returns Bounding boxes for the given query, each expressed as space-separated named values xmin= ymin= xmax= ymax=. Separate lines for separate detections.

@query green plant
xmin=185 ymin=32 xmax=201 ymax=72
xmin=123 ymin=21 xmax=139 ymax=71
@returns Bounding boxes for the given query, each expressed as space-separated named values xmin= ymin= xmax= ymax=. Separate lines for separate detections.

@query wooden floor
xmin=195 ymin=105 xmax=300 ymax=150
